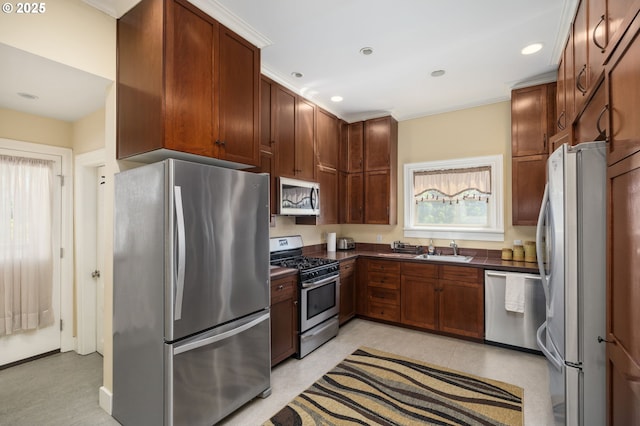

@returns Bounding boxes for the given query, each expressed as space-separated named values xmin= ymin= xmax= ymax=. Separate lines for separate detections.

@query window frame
xmin=403 ymin=154 xmax=504 ymax=241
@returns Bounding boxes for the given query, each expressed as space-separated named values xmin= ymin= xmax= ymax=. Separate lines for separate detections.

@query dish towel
xmin=505 ymin=274 xmax=525 ymax=313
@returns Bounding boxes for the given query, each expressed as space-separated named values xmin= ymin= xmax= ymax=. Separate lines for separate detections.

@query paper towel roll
xmin=327 ymin=232 xmax=336 ymax=252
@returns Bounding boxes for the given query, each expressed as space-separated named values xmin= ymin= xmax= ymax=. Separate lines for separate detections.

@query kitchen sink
xmin=414 ymin=254 xmax=473 ymax=263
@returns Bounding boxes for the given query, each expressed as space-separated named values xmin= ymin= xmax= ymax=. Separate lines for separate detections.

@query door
xmin=168 ymin=311 xmax=270 ymax=426
xmin=545 ymin=145 xmax=567 ymax=357
xmin=0 ymin=149 xmax=62 ymax=366
xmin=168 ymin=161 xmax=270 ymax=341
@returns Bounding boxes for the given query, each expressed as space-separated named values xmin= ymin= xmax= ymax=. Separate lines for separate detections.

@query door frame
xmin=75 ymin=149 xmax=106 ymax=354
xmin=0 ymin=138 xmax=74 ymax=354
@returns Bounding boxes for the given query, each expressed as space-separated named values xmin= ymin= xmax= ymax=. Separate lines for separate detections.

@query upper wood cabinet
xmin=316 ymin=108 xmax=339 ymax=170
xmin=511 ymin=83 xmax=556 ymax=156
xmin=364 ymin=117 xmax=396 ymax=171
xmin=574 ymin=0 xmax=590 ymax=112
xmin=272 ymin=84 xmax=297 ymax=178
xmin=556 ymin=35 xmax=575 ymax=133
xmin=574 ymin=80 xmax=608 ymax=144
xmin=511 ymin=82 xmax=555 ymax=226
xmin=117 ymin=0 xmax=260 ymax=168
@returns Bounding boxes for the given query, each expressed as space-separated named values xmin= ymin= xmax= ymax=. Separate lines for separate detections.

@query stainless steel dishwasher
xmin=484 ymin=270 xmax=545 ymax=351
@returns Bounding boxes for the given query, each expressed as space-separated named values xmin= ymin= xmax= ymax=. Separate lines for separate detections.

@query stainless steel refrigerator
xmin=535 ymin=142 xmax=606 ymax=425
xmin=113 ymin=159 xmax=271 ymax=426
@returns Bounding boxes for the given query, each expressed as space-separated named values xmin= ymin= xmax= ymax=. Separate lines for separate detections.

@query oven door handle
xmin=302 ymin=275 xmax=339 ymax=289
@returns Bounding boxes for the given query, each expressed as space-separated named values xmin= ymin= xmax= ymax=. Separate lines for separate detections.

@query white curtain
xmin=0 ymin=155 xmax=55 ymax=336
xmin=414 ymin=166 xmax=491 ymax=198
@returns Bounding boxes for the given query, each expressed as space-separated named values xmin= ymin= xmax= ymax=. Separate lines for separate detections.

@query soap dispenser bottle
xmin=428 ymin=239 xmax=435 ymax=255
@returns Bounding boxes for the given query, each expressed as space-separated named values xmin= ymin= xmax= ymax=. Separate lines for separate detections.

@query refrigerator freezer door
xmin=537 ymin=321 xmax=567 ymax=425
xmin=167 ymin=160 xmax=270 ymax=341
xmin=167 ymin=311 xmax=271 ymax=425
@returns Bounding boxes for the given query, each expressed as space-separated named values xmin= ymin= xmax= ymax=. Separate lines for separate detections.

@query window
xmin=404 ymin=155 xmax=504 ymax=241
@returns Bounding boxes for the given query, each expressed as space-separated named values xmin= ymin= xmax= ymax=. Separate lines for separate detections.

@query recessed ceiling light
xmin=330 ymin=96 xmax=343 ymax=102
xmin=430 ymin=70 xmax=446 ymax=77
xmin=521 ymin=43 xmax=543 ymax=55
xmin=360 ymin=47 xmax=374 ymax=56
xmin=291 ymin=71 xmax=303 ymax=78
xmin=17 ymin=92 xmax=38 ymax=100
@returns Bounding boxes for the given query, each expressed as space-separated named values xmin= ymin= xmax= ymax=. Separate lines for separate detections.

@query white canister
xmin=327 ymin=232 xmax=336 ymax=252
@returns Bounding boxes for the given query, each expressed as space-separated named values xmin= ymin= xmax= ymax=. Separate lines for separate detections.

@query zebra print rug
xmin=264 ymin=347 xmax=523 ymax=426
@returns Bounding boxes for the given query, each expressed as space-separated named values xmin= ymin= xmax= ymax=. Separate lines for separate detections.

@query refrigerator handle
xmin=536 ymin=183 xmax=550 ymax=309
xmin=174 ymin=186 xmax=186 ymax=321
xmin=536 ymin=321 xmax=563 ymax=371
xmin=173 ymin=312 xmax=270 ymax=355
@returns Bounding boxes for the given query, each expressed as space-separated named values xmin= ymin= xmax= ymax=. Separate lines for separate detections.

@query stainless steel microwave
xmin=278 ymin=177 xmax=320 ymax=216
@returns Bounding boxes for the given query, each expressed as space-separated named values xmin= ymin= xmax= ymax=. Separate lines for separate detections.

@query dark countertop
xmin=302 ymin=249 xmax=540 ymax=274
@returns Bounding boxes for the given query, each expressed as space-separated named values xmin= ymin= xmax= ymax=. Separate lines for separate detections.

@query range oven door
xmin=300 ymin=275 xmax=340 ymax=333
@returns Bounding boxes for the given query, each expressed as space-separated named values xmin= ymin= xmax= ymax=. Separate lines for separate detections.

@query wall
xmin=0 ymin=108 xmax=72 ymax=147
xmin=72 ymin=108 xmax=107 ymax=154
xmin=269 ymin=101 xmax=536 ymax=251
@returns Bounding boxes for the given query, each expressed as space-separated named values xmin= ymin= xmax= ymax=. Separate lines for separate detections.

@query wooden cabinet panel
xmin=355 ymin=258 xmax=368 ymax=315
xmin=273 ymin=85 xmax=297 ymax=178
xmin=556 ymin=35 xmax=576 ymax=132
xmin=253 ymin=150 xmax=277 ymax=215
xmin=607 ymin=15 xmax=640 ymax=165
xmin=401 ymin=262 xmax=438 ymax=278
xmin=217 ymin=25 xmax=260 ymax=166
xmin=367 ymin=301 xmax=400 ymax=322
xmin=512 ymin=155 xmax=547 ymax=226
xmin=439 ymin=279 xmax=484 ymax=339
xmin=574 ymin=0 xmax=590 ymax=110
xmin=347 ymin=122 xmax=364 ymax=173
xmin=364 ymin=170 xmax=393 ymax=225
xmin=270 ymin=274 xmax=298 ymax=366
xmin=588 ymin=0 xmax=608 ymax=83
xmin=259 ymin=75 xmax=274 ymax=152
xmin=295 ymin=97 xmax=316 ymax=181
xmin=511 ymin=84 xmax=554 ymax=156
xmin=368 ymin=272 xmax=400 ymax=290
xmin=556 ymin=53 xmax=568 ymax=132
xmin=339 ymin=260 xmax=356 ymax=325
xmin=368 ymin=287 xmax=400 ymax=305
xmin=345 ymin=173 xmax=364 ymax=223
xmin=439 ymin=265 xmax=482 ymax=283
xmin=608 ymin=0 xmax=637 ymax=47
xmin=549 ymin=129 xmax=572 ymax=155
xmin=317 ymin=166 xmax=338 ymax=224
xmin=364 ymin=117 xmax=396 ymax=171
xmin=317 ymin=108 xmax=339 ymax=169
xmin=401 ymin=276 xmax=438 ymax=330
xmin=574 ymin=81 xmax=608 ymax=144
xmin=607 ymin=152 xmax=640 ymax=422
xmin=368 ymin=260 xmax=400 ymax=273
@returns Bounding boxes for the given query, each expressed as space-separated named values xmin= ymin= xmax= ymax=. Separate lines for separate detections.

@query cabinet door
xmin=253 ymin=150 xmax=277 ymax=215
xmin=355 ymin=259 xmax=368 ymax=315
xmin=270 ymin=275 xmax=298 ymax=366
xmin=512 ymin=155 xmax=547 ymax=226
xmin=608 ymin=0 xmax=637 ymax=46
xmin=346 ymin=173 xmax=364 ymax=224
xmin=574 ymin=82 xmax=607 ymax=144
xmin=317 ymin=108 xmax=339 ymax=169
xmin=511 ymin=84 xmax=552 ymax=156
xmin=316 ymin=166 xmax=338 ymax=224
xmin=347 ymin=122 xmax=364 ymax=173
xmin=273 ymin=85 xmax=296 ymax=178
xmin=588 ymin=0 xmax=607 ymax=83
xmin=401 ymin=276 xmax=438 ymax=330
xmin=364 ymin=170 xmax=393 ymax=224
xmin=216 ymin=25 xmax=260 ymax=167
xmin=295 ymin=97 xmax=316 ymax=180
xmin=364 ymin=117 xmax=395 ymax=171
xmin=260 ymin=76 xmax=274 ymax=153
xmin=339 ymin=260 xmax=356 ymax=325
xmin=164 ymin=0 xmax=215 ymax=157
xmin=574 ymin=0 xmax=589 ymax=109
xmin=556 ymin=53 xmax=567 ymax=132
xmin=439 ymin=279 xmax=484 ymax=339
xmin=606 ymin=16 xmax=640 ymax=165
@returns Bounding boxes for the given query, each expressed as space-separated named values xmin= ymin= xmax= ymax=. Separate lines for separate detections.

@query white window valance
xmin=413 ymin=166 xmax=491 ymax=198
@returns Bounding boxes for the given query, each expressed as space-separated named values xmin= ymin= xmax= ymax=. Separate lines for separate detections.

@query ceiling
xmin=1 ymin=0 xmax=578 ymax=123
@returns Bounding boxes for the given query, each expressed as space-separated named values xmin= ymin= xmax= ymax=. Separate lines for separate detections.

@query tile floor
xmin=0 ymin=318 xmax=553 ymax=425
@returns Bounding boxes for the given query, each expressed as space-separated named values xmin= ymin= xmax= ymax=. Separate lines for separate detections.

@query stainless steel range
xmin=269 ymin=235 xmax=340 ymax=358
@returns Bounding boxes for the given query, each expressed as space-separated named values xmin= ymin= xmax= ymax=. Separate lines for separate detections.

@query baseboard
xmin=99 ymin=386 xmax=113 ymax=415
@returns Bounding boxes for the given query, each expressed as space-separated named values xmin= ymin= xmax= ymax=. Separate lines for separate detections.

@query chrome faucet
xmin=450 ymin=240 xmax=458 ymax=256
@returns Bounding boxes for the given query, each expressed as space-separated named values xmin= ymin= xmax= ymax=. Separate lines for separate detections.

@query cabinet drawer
xmin=368 ymin=271 xmax=400 ymax=289
xmin=368 ymin=287 xmax=400 ymax=305
xmin=340 ymin=259 xmax=356 ymax=275
xmin=367 ymin=301 xmax=400 ymax=322
xmin=368 ymin=259 xmax=400 ymax=273
xmin=270 ymin=277 xmax=297 ymax=304
xmin=401 ymin=262 xmax=438 ymax=278
xmin=439 ymin=265 xmax=481 ymax=283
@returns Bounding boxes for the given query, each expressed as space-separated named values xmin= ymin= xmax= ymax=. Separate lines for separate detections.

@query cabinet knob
xmin=592 ymin=14 xmax=606 ymax=52
xmin=596 ymin=104 xmax=609 ymax=140
xmin=576 ymin=65 xmax=588 ymax=95
xmin=277 ymin=285 xmax=284 ymax=290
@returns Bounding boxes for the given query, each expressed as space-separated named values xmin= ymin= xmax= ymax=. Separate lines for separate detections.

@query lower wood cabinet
xmin=270 ymin=273 xmax=298 ymax=367
xmin=359 ymin=258 xmax=484 ymax=340
xmin=400 ymin=262 xmax=484 ymax=339
xmin=339 ymin=259 xmax=356 ymax=325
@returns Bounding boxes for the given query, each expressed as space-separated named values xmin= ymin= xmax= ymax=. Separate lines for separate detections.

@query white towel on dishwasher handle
xmin=505 ymin=273 xmax=525 ymax=313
